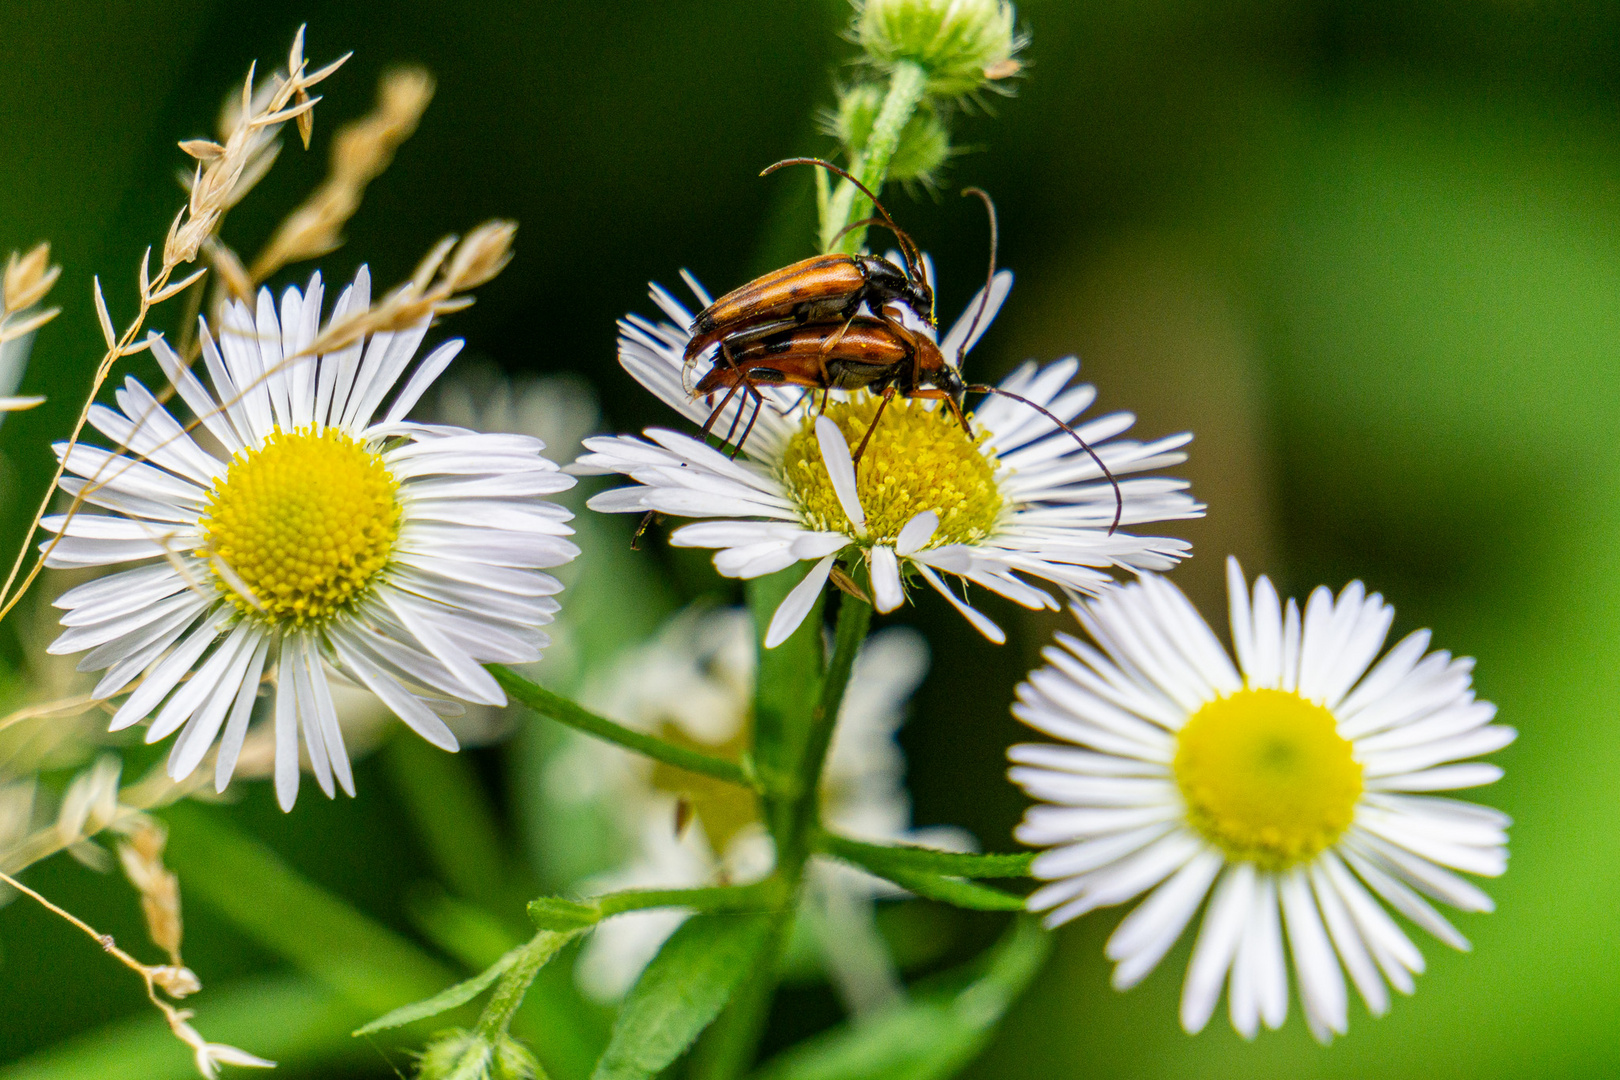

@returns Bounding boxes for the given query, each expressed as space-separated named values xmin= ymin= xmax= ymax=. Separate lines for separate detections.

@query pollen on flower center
xmin=198 ymin=426 xmax=400 ymax=625
xmin=780 ymin=394 xmax=1004 ymax=546
xmin=1173 ymin=688 xmax=1363 ymax=870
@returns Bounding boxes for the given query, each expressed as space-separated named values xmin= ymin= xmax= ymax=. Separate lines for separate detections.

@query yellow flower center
xmin=198 ymin=426 xmax=401 ymax=625
xmin=780 ymin=394 xmax=1004 ymax=546
xmin=1172 ymin=688 xmax=1363 ymax=870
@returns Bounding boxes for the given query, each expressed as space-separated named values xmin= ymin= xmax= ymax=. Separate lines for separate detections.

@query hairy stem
xmin=472 ymin=930 xmax=569 ymax=1043
xmin=821 ymin=59 xmax=927 ymax=254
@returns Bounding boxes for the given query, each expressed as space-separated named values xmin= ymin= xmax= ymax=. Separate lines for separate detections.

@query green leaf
xmin=747 ymin=917 xmax=1051 ymax=1080
xmin=161 ymin=803 xmax=454 ymax=1014
xmin=528 ymin=896 xmax=602 ymax=932
xmin=0 ymin=975 xmax=365 ymax=1080
xmin=354 ymin=944 xmax=526 ymax=1036
xmin=591 ymin=913 xmax=775 ymax=1080
xmin=872 ymin=867 xmax=1027 ymax=911
xmin=384 ymin=732 xmax=511 ymax=908
xmin=816 ymin=831 xmax=1034 ymax=879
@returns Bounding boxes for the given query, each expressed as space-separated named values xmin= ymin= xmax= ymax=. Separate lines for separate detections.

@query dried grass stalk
xmin=249 ymin=65 xmax=435 ymax=282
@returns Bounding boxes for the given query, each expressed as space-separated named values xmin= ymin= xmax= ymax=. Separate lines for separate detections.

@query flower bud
xmin=830 ymin=84 xmax=952 ymax=184
xmin=855 ymin=0 xmax=1021 ymax=97
xmin=416 ymin=1029 xmax=541 ymax=1080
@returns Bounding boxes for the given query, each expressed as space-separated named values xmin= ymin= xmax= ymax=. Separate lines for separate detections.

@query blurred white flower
xmin=566 ymin=607 xmax=956 ymax=1010
xmin=1008 ymin=558 xmax=1514 ymax=1043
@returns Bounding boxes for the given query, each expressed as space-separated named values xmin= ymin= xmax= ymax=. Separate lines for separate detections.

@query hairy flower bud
xmin=416 ymin=1030 xmax=541 ymax=1080
xmin=855 ymin=0 xmax=1022 ymax=97
xmin=830 ymin=84 xmax=951 ymax=184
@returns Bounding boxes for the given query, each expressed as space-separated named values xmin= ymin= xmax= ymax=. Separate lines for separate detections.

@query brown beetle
xmin=692 ymin=191 xmax=1126 ymax=533
xmin=682 ymin=158 xmax=934 ymax=387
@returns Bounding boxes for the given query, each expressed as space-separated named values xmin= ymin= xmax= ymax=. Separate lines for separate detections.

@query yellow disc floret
xmin=780 ymin=394 xmax=1004 ymax=546
xmin=1173 ymin=688 xmax=1363 ymax=870
xmin=198 ymin=426 xmax=401 ymax=625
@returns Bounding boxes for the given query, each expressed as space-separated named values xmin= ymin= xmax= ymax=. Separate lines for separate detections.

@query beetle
xmin=694 ymin=310 xmax=1126 ymax=534
xmin=682 ymin=158 xmax=934 ymax=390
xmin=691 ymin=188 xmax=1126 ymax=533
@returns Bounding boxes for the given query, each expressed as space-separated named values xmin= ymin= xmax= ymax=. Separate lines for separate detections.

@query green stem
xmin=785 ymin=594 xmax=872 ymax=865
xmin=473 ymin=930 xmax=569 ymax=1043
xmin=821 ymin=59 xmax=928 ymax=254
xmin=491 ymin=664 xmax=759 ymax=791
xmin=691 ymin=594 xmax=873 ymax=1080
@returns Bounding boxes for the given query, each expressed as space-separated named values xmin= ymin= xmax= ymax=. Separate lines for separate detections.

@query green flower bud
xmin=854 ymin=0 xmax=1023 ymax=97
xmin=829 ymin=84 xmax=953 ymax=184
xmin=416 ymin=1030 xmax=543 ymax=1080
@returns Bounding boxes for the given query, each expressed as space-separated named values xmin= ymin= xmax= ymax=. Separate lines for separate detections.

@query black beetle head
xmin=856 ymin=254 xmax=936 ymax=328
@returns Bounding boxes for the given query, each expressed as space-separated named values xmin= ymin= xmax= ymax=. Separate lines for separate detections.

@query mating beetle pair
xmin=679 ymin=157 xmax=1124 ymax=533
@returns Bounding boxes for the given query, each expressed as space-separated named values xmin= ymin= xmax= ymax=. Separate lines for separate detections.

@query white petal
xmin=815 ymin=415 xmax=865 ymax=533
xmin=765 ymin=554 xmax=836 ymax=649
xmin=869 ymin=546 xmax=904 ymax=613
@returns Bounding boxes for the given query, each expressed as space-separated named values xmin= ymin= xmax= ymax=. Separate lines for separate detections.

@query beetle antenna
xmin=955 ymin=187 xmax=999 ymax=369
xmin=762 ymin=157 xmax=923 ymax=278
xmin=965 ymin=384 xmax=1123 ymax=535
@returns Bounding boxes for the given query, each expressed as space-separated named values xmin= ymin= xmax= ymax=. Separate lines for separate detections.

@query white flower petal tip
xmin=43 ymin=269 xmax=575 ymax=811
xmin=1010 ymin=561 xmax=1511 ymax=1040
xmin=895 ymin=510 xmax=938 ymax=557
xmin=594 ymin=265 xmax=1200 ymax=639
xmin=765 ymin=555 xmax=837 ymax=648
xmin=870 ymin=546 xmax=904 ymax=613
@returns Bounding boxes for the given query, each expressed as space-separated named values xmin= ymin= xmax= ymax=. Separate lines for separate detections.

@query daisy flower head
xmin=1007 ymin=558 xmax=1514 ymax=1043
xmin=577 ymin=260 xmax=1202 ymax=647
xmin=42 ymin=269 xmax=578 ymax=810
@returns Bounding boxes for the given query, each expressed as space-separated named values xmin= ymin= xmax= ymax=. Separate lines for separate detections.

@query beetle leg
xmin=817 ymin=388 xmax=830 ymax=418
xmin=701 ymin=378 xmax=746 ymax=438
xmin=817 ymin=314 xmax=860 ymax=385
xmin=719 ymin=381 xmax=751 ymax=449
xmin=730 ymin=384 xmax=766 ymax=460
xmin=631 ymin=511 xmax=664 ymax=551
xmin=852 ymin=385 xmax=896 ymax=469
xmin=911 ymin=387 xmax=975 ymax=438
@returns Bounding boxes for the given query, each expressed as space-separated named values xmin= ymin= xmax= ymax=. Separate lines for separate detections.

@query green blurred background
xmin=1 ymin=0 xmax=1616 ymax=1076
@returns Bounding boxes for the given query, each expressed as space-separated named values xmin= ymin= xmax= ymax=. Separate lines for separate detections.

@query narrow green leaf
xmin=748 ymin=917 xmax=1051 ymax=1080
xmin=384 ymin=731 xmax=511 ymax=907
xmin=865 ymin=864 xmax=1027 ymax=911
xmin=161 ymin=803 xmax=453 ymax=1014
xmin=493 ymin=664 xmax=758 ymax=790
xmin=816 ymin=830 xmax=1035 ymax=879
xmin=0 ymin=975 xmax=366 ymax=1080
xmin=354 ymin=944 xmax=524 ymax=1036
xmin=591 ymin=913 xmax=775 ymax=1080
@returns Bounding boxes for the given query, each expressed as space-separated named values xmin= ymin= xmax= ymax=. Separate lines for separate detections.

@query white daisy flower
xmin=576 ymin=265 xmax=1201 ymax=647
xmin=41 ymin=269 xmax=578 ymax=810
xmin=1007 ymin=558 xmax=1514 ymax=1043
xmin=565 ymin=607 xmax=955 ymax=1006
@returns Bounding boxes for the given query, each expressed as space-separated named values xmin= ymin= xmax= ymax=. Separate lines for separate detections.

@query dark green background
xmin=1 ymin=1 xmax=1616 ymax=1076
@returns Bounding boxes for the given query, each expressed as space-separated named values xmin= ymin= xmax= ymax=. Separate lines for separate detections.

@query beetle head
xmin=857 ymin=254 xmax=936 ymax=329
